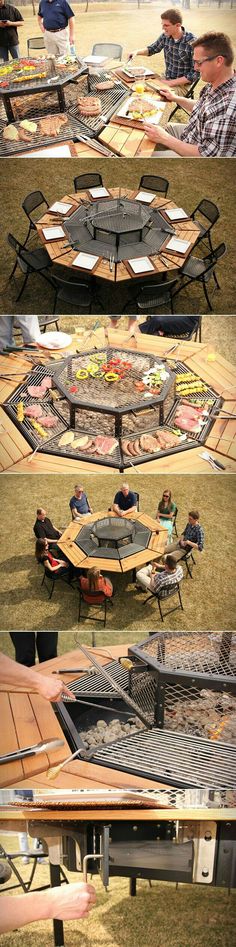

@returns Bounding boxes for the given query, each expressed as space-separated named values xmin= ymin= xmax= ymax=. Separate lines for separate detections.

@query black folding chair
xmin=174 ymin=243 xmax=226 ymax=312
xmin=139 ymin=175 xmax=169 ymax=197
xmin=190 ymin=199 xmax=220 ymax=252
xmin=92 ymin=43 xmax=123 ymax=60
xmin=180 ymin=549 xmax=197 ymax=578
xmin=172 ymin=507 xmax=178 ymax=537
xmin=22 ymin=190 xmax=49 ymax=246
xmin=40 ymin=564 xmax=72 ymax=600
xmin=143 ymin=581 xmax=184 ymax=622
xmin=168 ymin=75 xmax=200 ymax=120
xmin=7 ymin=233 xmax=53 ymax=302
xmin=27 ymin=37 xmax=45 ymax=57
xmin=78 ymin=585 xmax=113 ymax=628
xmin=51 ymin=275 xmax=93 ymax=315
xmin=74 ymin=173 xmax=103 ymax=192
xmin=0 ymin=842 xmax=48 ymax=894
xmin=131 ymin=279 xmax=178 ymax=315
xmin=38 ymin=316 xmax=60 ymax=331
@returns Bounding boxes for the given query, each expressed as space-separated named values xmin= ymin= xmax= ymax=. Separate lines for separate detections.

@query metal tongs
xmin=0 ymin=738 xmax=65 ymax=765
xmin=199 ymin=451 xmax=225 ymax=471
xmin=109 ymin=253 xmax=115 ymax=273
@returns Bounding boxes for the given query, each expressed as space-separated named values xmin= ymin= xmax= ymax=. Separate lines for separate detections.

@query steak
xmin=139 ymin=434 xmax=159 ymax=453
xmin=39 ymin=415 xmax=58 ymax=427
xmin=24 ymin=404 xmax=43 ymax=418
xmin=41 ymin=376 xmax=53 ymax=390
xmin=27 ymin=384 xmax=46 ymax=398
xmin=39 ymin=114 xmax=68 ymax=137
xmin=94 ymin=435 xmax=118 ymax=455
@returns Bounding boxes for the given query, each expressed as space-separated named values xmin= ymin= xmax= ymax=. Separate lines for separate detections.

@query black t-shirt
xmin=114 ymin=490 xmax=137 ymax=511
xmin=0 ymin=4 xmax=23 ymax=48
xmin=34 ymin=516 xmax=60 ymax=541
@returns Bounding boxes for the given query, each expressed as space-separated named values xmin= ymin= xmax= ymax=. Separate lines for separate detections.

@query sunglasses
xmin=193 ymin=55 xmax=222 ymax=67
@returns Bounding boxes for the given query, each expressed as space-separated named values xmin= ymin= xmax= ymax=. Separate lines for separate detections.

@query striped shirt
xmin=181 ymin=76 xmax=236 ymax=157
xmin=148 ymin=28 xmax=196 ymax=83
xmin=152 ymin=564 xmax=183 ymax=595
xmin=183 ymin=522 xmax=204 ymax=552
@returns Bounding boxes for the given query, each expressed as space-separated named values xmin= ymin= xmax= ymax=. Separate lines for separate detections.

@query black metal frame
xmin=78 ymin=586 xmax=113 ymax=627
xmin=0 ymin=58 xmax=88 ymax=123
xmin=142 ymin=581 xmax=184 ymax=622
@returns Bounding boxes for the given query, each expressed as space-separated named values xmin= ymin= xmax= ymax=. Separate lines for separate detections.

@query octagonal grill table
xmin=36 ymin=187 xmax=201 ymax=284
xmin=57 ymin=509 xmax=168 ymax=576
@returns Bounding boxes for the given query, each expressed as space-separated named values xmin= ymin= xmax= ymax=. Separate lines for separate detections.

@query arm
xmin=123 ymin=505 xmax=137 ymax=515
xmin=44 ymin=557 xmax=68 ymax=572
xmin=68 ymin=14 xmax=74 ymax=44
xmin=167 ymin=75 xmax=192 ymax=87
xmin=112 ymin=503 xmax=123 ymax=517
xmin=1 ymin=20 xmax=24 ymax=26
xmin=143 ymin=123 xmax=200 ymax=156
xmin=0 ymin=653 xmax=75 ymax=702
xmin=38 ymin=14 xmax=45 ymax=32
xmin=0 ymin=883 xmax=96 ymax=933
xmin=71 ymin=504 xmax=79 ymax=520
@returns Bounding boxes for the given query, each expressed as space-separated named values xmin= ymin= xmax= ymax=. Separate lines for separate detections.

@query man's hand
xmin=47 ymin=882 xmax=96 ymax=920
xmin=143 ymin=123 xmax=171 ymax=145
xmin=37 ymin=675 xmax=76 ymax=703
xmin=157 ymin=87 xmax=176 ymax=101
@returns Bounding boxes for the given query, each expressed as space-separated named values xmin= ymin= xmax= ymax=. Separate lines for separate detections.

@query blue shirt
xmin=183 ymin=522 xmax=204 ymax=552
xmin=114 ymin=490 xmax=137 ymax=511
xmin=69 ymin=493 xmax=90 ymax=515
xmin=38 ymin=0 xmax=74 ymax=30
xmin=148 ymin=28 xmax=196 ymax=83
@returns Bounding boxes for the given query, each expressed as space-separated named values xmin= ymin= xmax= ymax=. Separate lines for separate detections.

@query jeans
xmin=10 ymin=632 xmax=58 ymax=666
xmin=0 ymin=45 xmax=20 ymax=61
xmin=0 ymin=317 xmax=41 ymax=348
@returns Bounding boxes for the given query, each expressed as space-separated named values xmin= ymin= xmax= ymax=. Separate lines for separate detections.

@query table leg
xmin=49 ymin=863 xmax=64 ymax=947
xmin=2 ymin=95 xmax=15 ymax=122
xmin=129 ymin=877 xmax=137 ymax=896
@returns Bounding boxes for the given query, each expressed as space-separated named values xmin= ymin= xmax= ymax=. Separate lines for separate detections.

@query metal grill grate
xmin=91 ymin=728 xmax=236 ymax=789
xmin=129 ymin=633 xmax=236 ymax=683
xmin=68 ymin=661 xmax=130 ymax=698
xmin=0 ymin=113 xmax=94 ymax=156
xmin=54 ymin=348 xmax=174 ymax=410
xmin=68 ymin=77 xmax=128 ymax=134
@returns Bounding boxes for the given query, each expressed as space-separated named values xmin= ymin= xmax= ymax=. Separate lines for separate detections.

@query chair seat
xmin=57 ymin=286 xmax=92 ymax=306
xmin=22 ymin=247 xmax=52 ymax=270
xmin=182 ymin=256 xmax=206 ymax=279
xmin=137 ymin=290 xmax=173 ymax=310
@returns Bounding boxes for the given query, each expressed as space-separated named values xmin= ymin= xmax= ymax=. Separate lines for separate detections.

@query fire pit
xmin=63 ymin=197 xmax=174 ymax=262
xmin=3 ymin=346 xmax=222 ymax=469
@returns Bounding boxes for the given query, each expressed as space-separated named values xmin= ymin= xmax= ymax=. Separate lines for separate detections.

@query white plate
xmin=89 ymin=187 xmax=110 ymax=198
xmin=135 ymin=191 xmax=156 ymax=204
xmin=165 ymin=237 xmax=191 ymax=254
xmin=124 ymin=67 xmax=154 ymax=78
xmin=49 ymin=201 xmax=74 ymax=214
xmin=73 ymin=252 xmax=99 ymax=270
xmin=118 ymin=95 xmax=165 ymax=125
xmin=38 ymin=332 xmax=72 ymax=350
xmin=23 ymin=144 xmax=72 ymax=158
xmin=128 ymin=256 xmax=155 ymax=274
xmin=165 ymin=207 xmax=189 ymax=221
xmin=42 ymin=226 xmax=65 ymax=240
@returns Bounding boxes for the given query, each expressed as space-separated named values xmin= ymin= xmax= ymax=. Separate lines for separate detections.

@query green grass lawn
xmin=0 ymin=474 xmax=235 ymax=633
xmin=0 ymin=832 xmax=235 ymax=947
xmin=0 ymin=159 xmax=235 ymax=315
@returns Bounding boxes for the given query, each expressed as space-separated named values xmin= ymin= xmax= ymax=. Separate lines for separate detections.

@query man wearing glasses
xmin=144 ymin=32 xmax=236 ymax=156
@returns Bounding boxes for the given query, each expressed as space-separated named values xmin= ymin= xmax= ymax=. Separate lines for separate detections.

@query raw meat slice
xmin=155 ymin=430 xmax=179 ymax=449
xmin=41 ymin=376 xmax=53 ymax=389
xmin=39 ymin=415 xmax=58 ymax=428
xmin=24 ymin=404 xmax=43 ymax=418
xmin=94 ymin=435 xmax=118 ymax=455
xmin=27 ymin=384 xmax=45 ymax=398
xmin=139 ymin=434 xmax=159 ymax=453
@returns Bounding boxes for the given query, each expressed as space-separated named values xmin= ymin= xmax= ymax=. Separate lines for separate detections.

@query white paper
xmin=49 ymin=201 xmax=74 ymax=214
xmin=89 ymin=187 xmax=110 ymax=198
xmin=128 ymin=256 xmax=155 ymax=274
xmin=42 ymin=226 xmax=65 ymax=240
xmin=165 ymin=207 xmax=188 ymax=221
xmin=84 ymin=55 xmax=107 ymax=65
xmin=135 ymin=191 xmax=155 ymax=204
xmin=165 ymin=237 xmax=191 ymax=254
xmin=73 ymin=252 xmax=99 ymax=270
xmin=23 ymin=144 xmax=72 ymax=158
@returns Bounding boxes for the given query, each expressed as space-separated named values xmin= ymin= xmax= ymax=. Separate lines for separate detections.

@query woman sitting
xmin=35 ymin=538 xmax=70 ymax=579
xmin=156 ymin=490 xmax=177 ymax=541
xmin=80 ymin=567 xmax=113 ymax=601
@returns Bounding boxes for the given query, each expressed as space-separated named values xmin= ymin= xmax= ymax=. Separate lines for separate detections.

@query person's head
xmin=121 ymin=483 xmax=130 ymax=497
xmin=37 ymin=508 xmax=46 ymax=521
xmin=87 ymin=567 xmax=101 ymax=590
xmin=35 ymin=538 xmax=48 ymax=561
xmin=161 ymin=489 xmax=172 ymax=511
xmin=74 ymin=484 xmax=84 ymax=498
xmin=188 ymin=510 xmax=199 ymax=525
xmin=192 ymin=32 xmax=234 ymax=83
xmin=161 ymin=9 xmax=183 ymax=37
xmin=165 ymin=555 xmax=177 ymax=573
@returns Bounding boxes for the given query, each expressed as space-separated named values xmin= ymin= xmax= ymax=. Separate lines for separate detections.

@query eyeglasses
xmin=193 ymin=55 xmax=222 ymax=67
xmin=163 ymin=494 xmax=170 ymax=498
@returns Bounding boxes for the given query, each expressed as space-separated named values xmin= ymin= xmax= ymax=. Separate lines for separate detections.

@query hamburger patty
xmin=77 ymin=96 xmax=102 ymax=116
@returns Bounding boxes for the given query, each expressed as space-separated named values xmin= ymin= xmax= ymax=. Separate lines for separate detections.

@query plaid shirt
xmin=183 ymin=522 xmax=204 ymax=551
xmin=148 ymin=28 xmax=196 ymax=82
xmin=152 ymin=564 xmax=183 ymax=595
xmin=181 ymin=76 xmax=236 ymax=156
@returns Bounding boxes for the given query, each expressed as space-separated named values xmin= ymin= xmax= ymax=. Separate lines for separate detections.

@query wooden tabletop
xmin=1 ymin=328 xmax=235 ymax=473
xmin=36 ymin=188 xmax=200 ymax=282
xmin=15 ymin=140 xmax=107 ymax=158
xmin=1 ymin=806 xmax=235 ymax=826
xmin=0 ymin=644 xmax=169 ymax=791
xmin=58 ymin=509 xmax=167 ymax=571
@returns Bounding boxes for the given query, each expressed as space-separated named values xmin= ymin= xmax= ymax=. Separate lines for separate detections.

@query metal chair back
xmin=27 ymin=37 xmax=45 ymax=56
xmin=74 ymin=173 xmax=103 ymax=191
xmin=92 ymin=43 xmax=123 ymax=60
xmin=139 ymin=175 xmax=169 ymax=196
